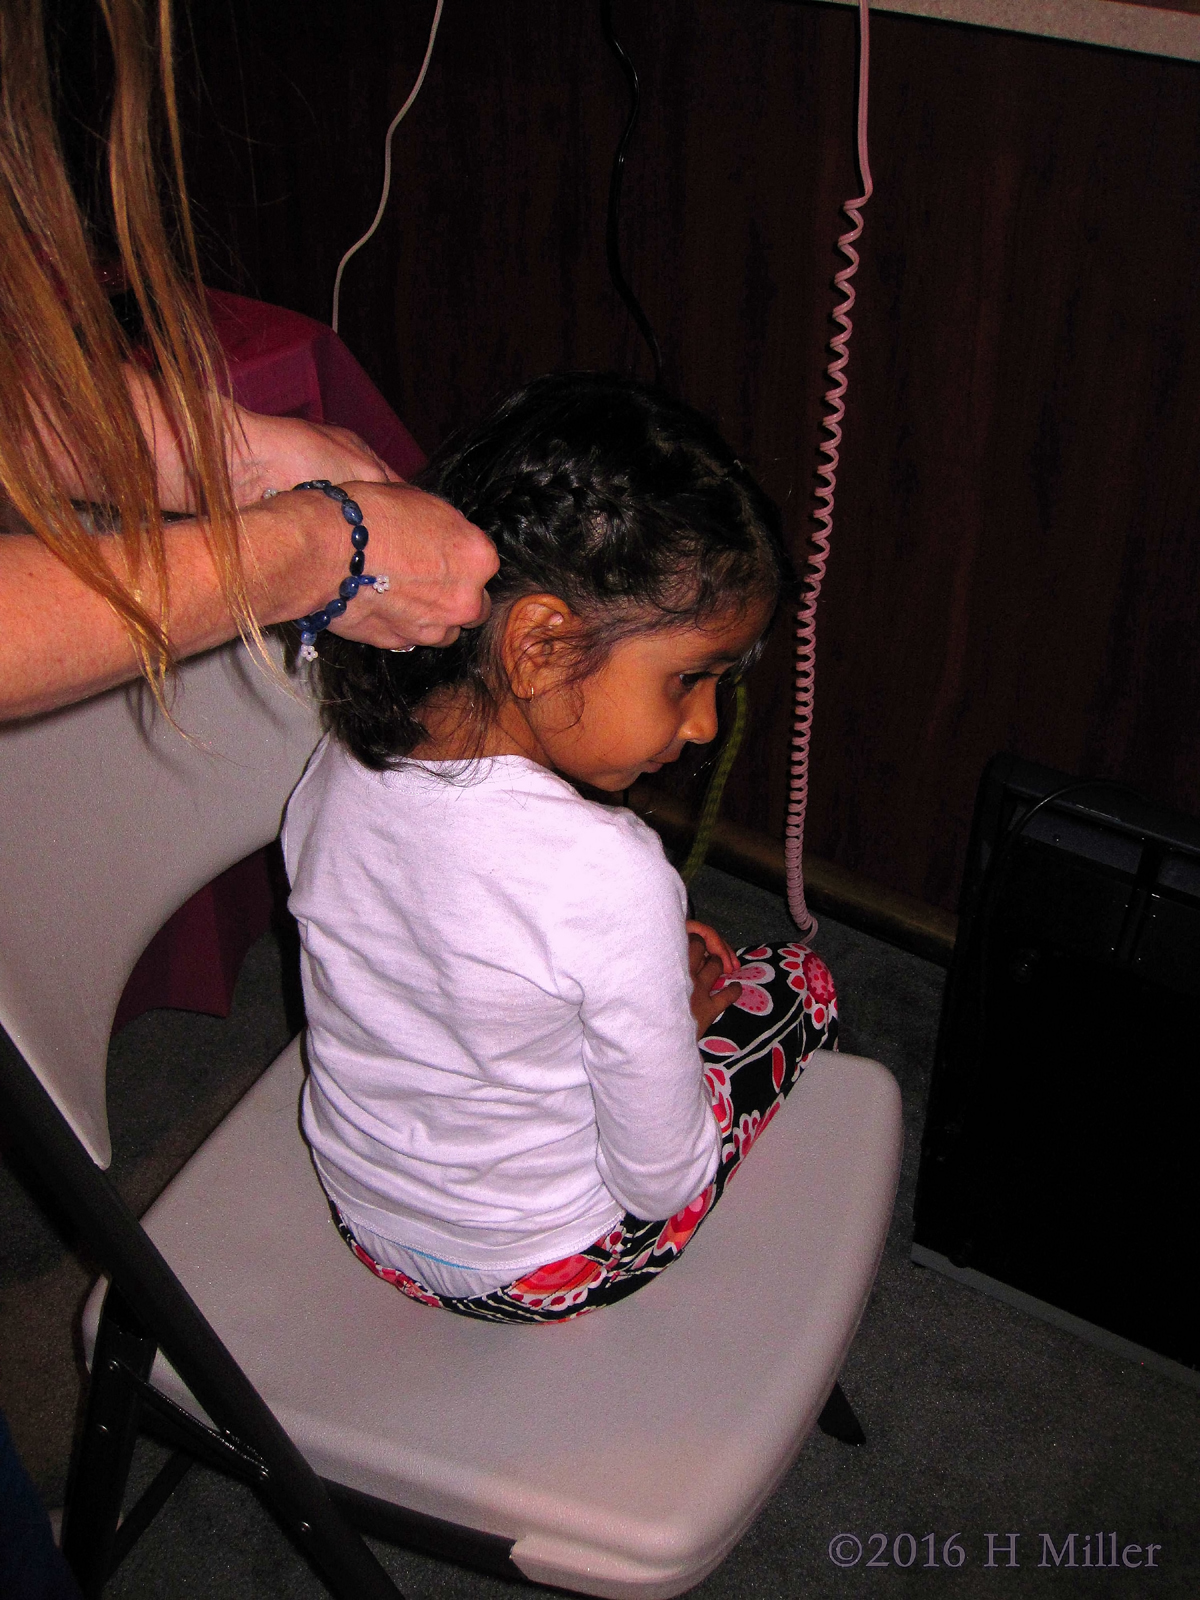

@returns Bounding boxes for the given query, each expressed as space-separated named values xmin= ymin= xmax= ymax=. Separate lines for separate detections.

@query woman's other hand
xmin=687 ymin=929 xmax=741 ymax=1038
xmin=227 ymin=409 xmax=401 ymax=505
xmin=122 ymin=374 xmax=403 ymax=510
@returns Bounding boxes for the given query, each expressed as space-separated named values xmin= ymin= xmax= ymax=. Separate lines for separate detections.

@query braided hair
xmin=313 ymin=372 xmax=791 ymax=769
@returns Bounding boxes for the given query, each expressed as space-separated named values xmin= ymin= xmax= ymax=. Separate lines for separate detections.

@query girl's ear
xmin=500 ymin=594 xmax=572 ymax=700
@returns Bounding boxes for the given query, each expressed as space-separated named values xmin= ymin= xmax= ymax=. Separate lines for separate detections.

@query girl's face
xmin=520 ymin=599 xmax=774 ymax=792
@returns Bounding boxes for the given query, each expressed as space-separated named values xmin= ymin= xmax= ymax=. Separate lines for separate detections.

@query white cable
xmin=331 ymin=0 xmax=446 ymax=334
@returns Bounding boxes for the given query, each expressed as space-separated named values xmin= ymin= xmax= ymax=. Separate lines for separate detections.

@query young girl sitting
xmin=283 ymin=374 xmax=838 ymax=1324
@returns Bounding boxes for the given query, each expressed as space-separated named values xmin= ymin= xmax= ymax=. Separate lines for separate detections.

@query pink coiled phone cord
xmin=786 ymin=0 xmax=874 ymax=937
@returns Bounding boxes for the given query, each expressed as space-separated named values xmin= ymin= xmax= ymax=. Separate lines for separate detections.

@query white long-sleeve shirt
xmin=283 ymin=740 xmax=719 ymax=1296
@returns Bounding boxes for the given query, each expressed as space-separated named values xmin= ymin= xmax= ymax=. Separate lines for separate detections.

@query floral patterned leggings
xmin=336 ymin=942 xmax=838 ymax=1324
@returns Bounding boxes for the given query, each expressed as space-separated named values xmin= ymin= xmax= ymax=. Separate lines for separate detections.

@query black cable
xmin=599 ymin=0 xmax=664 ymax=388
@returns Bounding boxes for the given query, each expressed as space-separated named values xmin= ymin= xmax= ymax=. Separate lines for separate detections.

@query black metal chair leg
xmin=817 ymin=1380 xmax=867 ymax=1446
xmin=106 ymin=1450 xmax=193 ymax=1577
xmin=61 ymin=1284 xmax=157 ymax=1595
xmin=2 ymin=1030 xmax=405 ymax=1600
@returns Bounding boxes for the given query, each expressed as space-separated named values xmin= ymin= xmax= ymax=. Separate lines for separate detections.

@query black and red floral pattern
xmin=335 ymin=942 xmax=838 ymax=1323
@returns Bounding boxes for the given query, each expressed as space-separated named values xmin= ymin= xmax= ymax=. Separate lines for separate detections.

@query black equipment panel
xmin=913 ymin=755 xmax=1200 ymax=1371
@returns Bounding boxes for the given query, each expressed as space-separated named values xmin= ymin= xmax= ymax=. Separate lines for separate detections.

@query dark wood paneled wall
xmin=173 ymin=0 xmax=1200 ymax=913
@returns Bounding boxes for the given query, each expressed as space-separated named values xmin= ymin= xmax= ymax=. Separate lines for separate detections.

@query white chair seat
xmin=85 ymin=1045 xmax=900 ymax=1599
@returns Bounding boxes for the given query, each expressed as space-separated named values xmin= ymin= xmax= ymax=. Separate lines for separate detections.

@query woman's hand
xmin=265 ymin=479 xmax=498 ymax=651
xmin=688 ymin=928 xmax=741 ymax=1038
xmin=331 ymin=481 xmax=497 ymax=649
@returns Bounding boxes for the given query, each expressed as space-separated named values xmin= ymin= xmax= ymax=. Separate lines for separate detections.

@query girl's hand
xmin=685 ymin=920 xmax=739 ymax=976
xmin=688 ymin=930 xmax=741 ymax=1038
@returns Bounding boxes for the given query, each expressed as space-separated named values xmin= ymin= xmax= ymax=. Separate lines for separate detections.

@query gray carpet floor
xmin=2 ymin=864 xmax=1197 ymax=1597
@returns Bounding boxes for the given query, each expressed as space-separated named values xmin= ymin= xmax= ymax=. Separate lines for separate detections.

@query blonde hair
xmin=0 ymin=0 xmax=252 ymax=689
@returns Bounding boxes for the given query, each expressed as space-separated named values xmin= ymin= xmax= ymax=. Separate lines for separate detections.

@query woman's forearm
xmin=0 ymin=483 xmax=496 ymax=721
xmin=0 ymin=496 xmax=337 ymax=720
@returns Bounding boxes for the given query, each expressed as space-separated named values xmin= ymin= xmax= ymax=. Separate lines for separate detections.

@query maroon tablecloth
xmin=112 ymin=294 xmax=427 ymax=1033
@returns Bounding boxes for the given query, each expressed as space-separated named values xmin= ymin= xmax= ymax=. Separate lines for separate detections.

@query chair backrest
xmin=0 ymin=642 xmax=321 ymax=1168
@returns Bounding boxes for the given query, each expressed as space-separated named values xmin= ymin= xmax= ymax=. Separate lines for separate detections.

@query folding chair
xmin=0 ymin=639 xmax=903 ymax=1599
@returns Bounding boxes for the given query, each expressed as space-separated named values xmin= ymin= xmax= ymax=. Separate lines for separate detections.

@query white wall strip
xmin=812 ymin=0 xmax=1200 ymax=65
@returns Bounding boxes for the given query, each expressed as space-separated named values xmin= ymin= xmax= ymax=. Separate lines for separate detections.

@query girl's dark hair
xmin=315 ymin=372 xmax=792 ymax=769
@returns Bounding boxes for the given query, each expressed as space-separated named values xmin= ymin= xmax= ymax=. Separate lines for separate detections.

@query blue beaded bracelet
xmin=288 ymin=479 xmax=390 ymax=660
